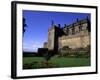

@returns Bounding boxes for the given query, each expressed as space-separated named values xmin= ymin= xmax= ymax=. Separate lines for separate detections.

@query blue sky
xmin=23 ymin=10 xmax=90 ymax=52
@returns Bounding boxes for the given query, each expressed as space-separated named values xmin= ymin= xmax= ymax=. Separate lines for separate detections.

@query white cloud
xmin=23 ymin=40 xmax=44 ymax=52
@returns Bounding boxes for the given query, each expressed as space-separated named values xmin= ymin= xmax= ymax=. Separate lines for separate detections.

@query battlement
xmin=63 ymin=18 xmax=90 ymax=36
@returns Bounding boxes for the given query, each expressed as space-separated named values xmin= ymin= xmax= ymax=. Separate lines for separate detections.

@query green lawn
xmin=23 ymin=56 xmax=90 ymax=69
xmin=50 ymin=57 xmax=90 ymax=67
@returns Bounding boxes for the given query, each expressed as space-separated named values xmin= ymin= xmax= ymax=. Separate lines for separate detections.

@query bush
xmin=58 ymin=45 xmax=91 ymax=58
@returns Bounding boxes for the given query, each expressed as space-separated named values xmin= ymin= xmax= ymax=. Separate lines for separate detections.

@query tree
xmin=43 ymin=50 xmax=54 ymax=61
xmin=23 ymin=17 xmax=27 ymax=33
xmin=42 ymin=50 xmax=55 ymax=67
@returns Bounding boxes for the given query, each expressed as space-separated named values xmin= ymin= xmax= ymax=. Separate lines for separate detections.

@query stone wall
xmin=48 ymin=27 xmax=55 ymax=50
xmin=43 ymin=42 xmax=48 ymax=48
xmin=47 ymin=18 xmax=91 ymax=51
xmin=58 ymin=32 xmax=90 ymax=49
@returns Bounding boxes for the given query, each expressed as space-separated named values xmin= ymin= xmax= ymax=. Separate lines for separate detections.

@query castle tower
xmin=48 ymin=26 xmax=55 ymax=51
xmin=48 ymin=22 xmax=63 ymax=52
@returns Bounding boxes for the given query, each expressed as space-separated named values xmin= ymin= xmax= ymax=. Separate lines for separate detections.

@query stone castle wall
xmin=58 ymin=32 xmax=90 ymax=49
xmin=46 ymin=18 xmax=91 ymax=51
xmin=58 ymin=19 xmax=90 ymax=49
xmin=48 ymin=27 xmax=55 ymax=50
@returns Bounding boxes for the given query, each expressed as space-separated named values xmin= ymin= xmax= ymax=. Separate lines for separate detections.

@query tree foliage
xmin=23 ymin=17 xmax=27 ymax=33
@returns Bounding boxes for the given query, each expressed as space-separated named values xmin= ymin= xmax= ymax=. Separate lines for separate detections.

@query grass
xmin=23 ymin=56 xmax=90 ymax=69
xmin=50 ymin=57 xmax=90 ymax=67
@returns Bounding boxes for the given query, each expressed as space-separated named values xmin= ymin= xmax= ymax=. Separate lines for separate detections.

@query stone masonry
xmin=44 ymin=18 xmax=91 ymax=52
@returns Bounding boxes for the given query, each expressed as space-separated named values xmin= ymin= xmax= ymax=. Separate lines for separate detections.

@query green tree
xmin=43 ymin=50 xmax=54 ymax=61
xmin=23 ymin=17 xmax=27 ymax=33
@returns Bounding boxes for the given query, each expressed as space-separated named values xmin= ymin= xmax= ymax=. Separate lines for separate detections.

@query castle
xmin=44 ymin=18 xmax=91 ymax=53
